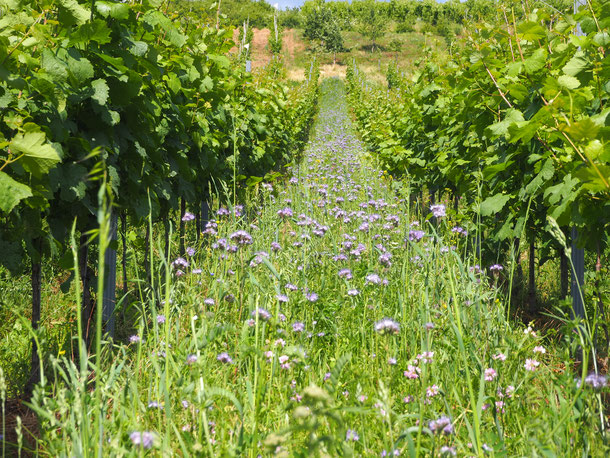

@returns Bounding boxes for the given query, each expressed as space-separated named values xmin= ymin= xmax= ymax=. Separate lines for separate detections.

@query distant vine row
xmin=347 ymin=1 xmax=609 ymax=311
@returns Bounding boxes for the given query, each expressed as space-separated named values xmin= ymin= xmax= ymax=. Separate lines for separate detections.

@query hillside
xmin=233 ymin=26 xmax=446 ymax=83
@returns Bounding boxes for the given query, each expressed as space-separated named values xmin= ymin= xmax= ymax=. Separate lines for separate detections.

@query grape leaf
xmin=10 ymin=124 xmax=62 ymax=176
xmin=95 ymin=1 xmax=130 ymax=19
xmin=57 ymin=0 xmax=89 ymax=26
xmin=91 ymin=78 xmax=109 ymax=105
xmin=480 ymin=193 xmax=511 ymax=216
xmin=558 ymin=75 xmax=580 ymax=90
xmin=0 ymin=171 xmax=32 ymax=213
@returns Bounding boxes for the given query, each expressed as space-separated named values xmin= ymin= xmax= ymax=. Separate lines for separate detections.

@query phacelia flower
xmin=430 ymin=204 xmax=446 ymax=218
xmin=345 ymin=429 xmax=359 ymax=442
xmin=130 ymin=431 xmax=156 ymax=449
xmin=229 ymin=230 xmax=253 ymax=245
xmin=428 ymin=415 xmax=453 ymax=435
xmin=217 ymin=352 xmax=233 ymax=364
xmin=374 ymin=318 xmax=400 ymax=335
xmin=251 ymin=308 xmax=271 ymax=321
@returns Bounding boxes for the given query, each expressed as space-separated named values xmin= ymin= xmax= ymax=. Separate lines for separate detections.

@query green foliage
xmin=269 ymin=14 xmax=283 ymax=55
xmin=303 ymin=0 xmax=345 ymax=54
xmin=0 ymin=0 xmax=319 ymax=275
xmin=174 ymin=0 xmax=275 ymax=29
xmin=3 ymin=80 xmax=607 ymax=455
xmin=347 ymin=0 xmax=610 ymax=261
xmin=354 ymin=0 xmax=388 ymax=50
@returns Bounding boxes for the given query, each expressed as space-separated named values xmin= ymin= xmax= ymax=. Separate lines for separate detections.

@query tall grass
xmin=2 ymin=78 xmax=608 ymax=456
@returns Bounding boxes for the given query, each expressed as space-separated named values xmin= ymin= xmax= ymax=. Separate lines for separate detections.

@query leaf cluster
xmin=0 ymin=0 xmax=320 ymax=273
xmin=347 ymin=1 xmax=610 ymax=259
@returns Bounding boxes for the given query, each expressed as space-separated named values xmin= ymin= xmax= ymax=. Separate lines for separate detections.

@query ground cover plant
xmin=2 ymin=77 xmax=608 ymax=456
xmin=2 ymin=0 xmax=610 ymax=456
xmin=347 ymin=0 xmax=610 ymax=326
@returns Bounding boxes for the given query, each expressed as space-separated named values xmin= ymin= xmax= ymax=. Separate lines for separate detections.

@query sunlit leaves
xmin=0 ymin=171 xmax=32 ymax=213
xmin=9 ymin=125 xmax=62 ymax=177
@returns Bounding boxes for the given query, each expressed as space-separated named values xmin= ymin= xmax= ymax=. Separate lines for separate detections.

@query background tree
xmin=355 ymin=0 xmax=387 ymax=52
xmin=303 ymin=1 xmax=344 ymax=63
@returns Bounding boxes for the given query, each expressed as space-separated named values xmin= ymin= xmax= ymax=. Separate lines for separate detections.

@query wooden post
xmin=102 ymin=212 xmax=118 ymax=338
xmin=571 ymin=226 xmax=585 ymax=320
xmin=571 ymin=2 xmax=586 ymax=321
xmin=121 ymin=212 xmax=128 ymax=296
xmin=25 ymin=239 xmax=42 ymax=398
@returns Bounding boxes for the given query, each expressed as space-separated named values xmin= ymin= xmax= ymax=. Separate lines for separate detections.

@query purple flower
xmin=271 ymin=241 xmax=282 ymax=252
xmin=229 ymin=230 xmax=253 ymax=245
xmin=366 ymin=273 xmax=382 ymax=285
xmin=379 ymin=252 xmax=392 ymax=267
xmin=181 ymin=212 xmax=195 ymax=222
xmin=305 ymin=292 xmax=319 ymax=302
xmin=428 ymin=416 xmax=453 ymax=435
xmin=186 ymin=354 xmax=198 ymax=365
xmin=440 ymin=446 xmax=457 ymax=456
xmin=277 ymin=294 xmax=289 ymax=303
xmin=374 ymin=318 xmax=400 ymax=335
xmin=578 ymin=372 xmax=608 ymax=390
xmin=347 ymin=288 xmax=359 ymax=296
xmin=451 ymin=226 xmax=467 ymax=236
xmin=129 ymin=335 xmax=141 ymax=344
xmin=408 ymin=230 xmax=425 ymax=242
xmin=172 ymin=257 xmax=189 ymax=269
xmin=130 ymin=431 xmax=156 ymax=448
xmin=156 ymin=315 xmax=166 ymax=324
xmin=277 ymin=207 xmax=293 ymax=218
xmin=338 ymin=268 xmax=353 ymax=279
xmin=430 ymin=204 xmax=446 ymax=218
xmin=251 ymin=308 xmax=271 ymax=321
xmin=217 ymin=352 xmax=233 ymax=364
xmin=490 ymin=264 xmax=503 ymax=274
xmin=346 ymin=429 xmax=359 ymax=441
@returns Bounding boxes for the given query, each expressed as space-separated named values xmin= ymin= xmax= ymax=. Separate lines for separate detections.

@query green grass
xmin=1 ymin=78 xmax=608 ymax=456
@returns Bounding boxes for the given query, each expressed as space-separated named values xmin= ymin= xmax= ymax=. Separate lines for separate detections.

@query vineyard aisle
xmin=26 ymin=79 xmax=607 ymax=455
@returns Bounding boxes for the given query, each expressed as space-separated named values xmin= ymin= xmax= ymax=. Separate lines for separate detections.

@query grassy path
xmin=25 ymin=79 xmax=607 ymax=456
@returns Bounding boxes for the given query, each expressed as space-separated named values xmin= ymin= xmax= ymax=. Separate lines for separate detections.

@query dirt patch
xmin=230 ymin=28 xmax=272 ymax=70
xmin=283 ymin=28 xmax=306 ymax=64
xmin=2 ymin=399 xmax=39 ymax=456
xmin=320 ymin=63 xmax=347 ymax=80
xmin=251 ymin=28 xmax=271 ymax=68
xmin=287 ymin=67 xmax=306 ymax=81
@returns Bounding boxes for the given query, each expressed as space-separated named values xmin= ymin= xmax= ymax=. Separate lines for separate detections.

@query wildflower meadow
xmin=2 ymin=0 xmax=610 ymax=456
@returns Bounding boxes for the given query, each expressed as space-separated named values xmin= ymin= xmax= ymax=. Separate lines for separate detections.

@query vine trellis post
xmin=570 ymin=0 xmax=586 ymax=321
xmin=102 ymin=212 xmax=118 ymax=338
